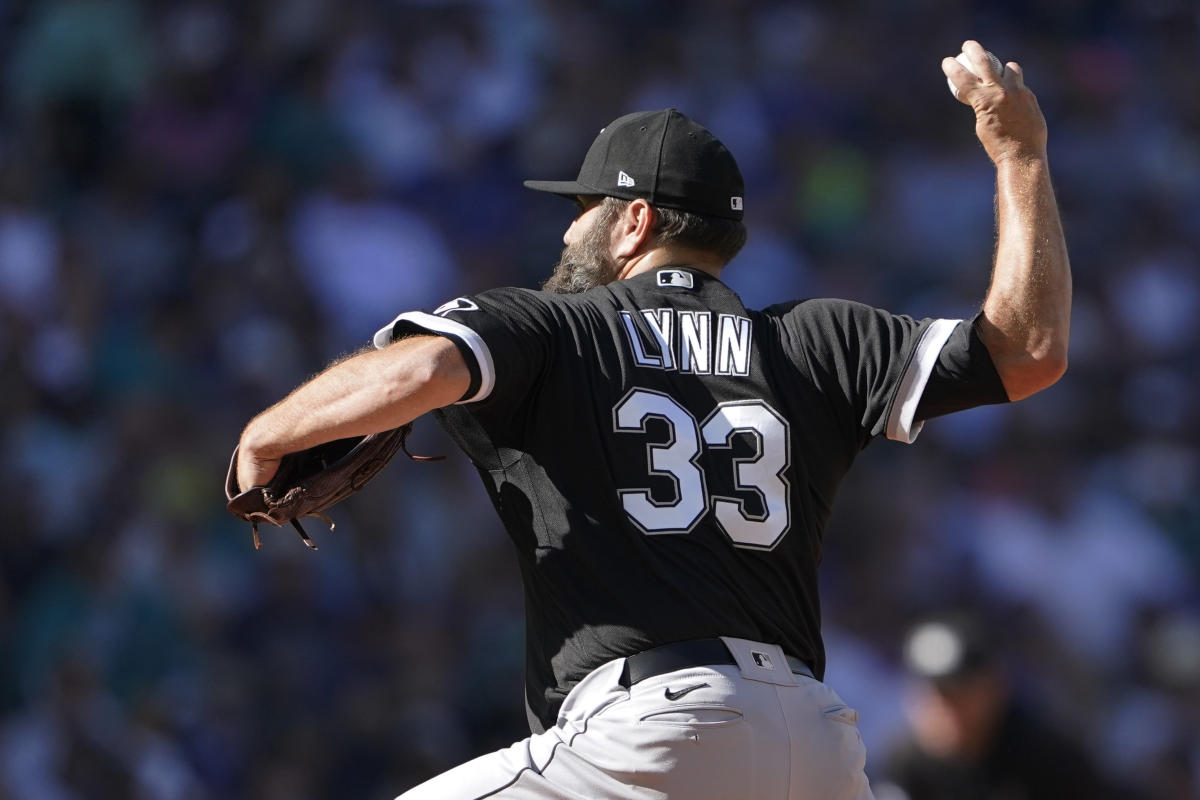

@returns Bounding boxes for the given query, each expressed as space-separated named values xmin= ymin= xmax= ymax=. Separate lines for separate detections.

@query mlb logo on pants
xmin=751 ymin=651 xmax=774 ymax=670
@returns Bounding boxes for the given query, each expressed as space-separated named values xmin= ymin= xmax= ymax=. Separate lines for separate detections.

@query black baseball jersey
xmin=374 ymin=266 xmax=1007 ymax=732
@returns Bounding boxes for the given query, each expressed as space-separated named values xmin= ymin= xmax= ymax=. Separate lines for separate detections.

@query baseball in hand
xmin=947 ymin=50 xmax=1004 ymax=99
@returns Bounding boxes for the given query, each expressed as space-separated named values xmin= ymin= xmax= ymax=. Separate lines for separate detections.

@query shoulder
xmin=468 ymin=286 xmax=617 ymax=315
xmin=756 ymin=298 xmax=882 ymax=339
xmin=462 ymin=286 xmax=550 ymax=312
xmin=427 ymin=287 xmax=574 ymax=333
xmin=757 ymin=297 xmax=885 ymax=320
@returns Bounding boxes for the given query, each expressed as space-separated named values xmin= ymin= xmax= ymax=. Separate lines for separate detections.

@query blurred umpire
xmin=879 ymin=616 xmax=1125 ymax=800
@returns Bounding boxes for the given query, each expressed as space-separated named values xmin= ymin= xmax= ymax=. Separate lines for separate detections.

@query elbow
xmin=1045 ymin=347 xmax=1069 ymax=384
xmin=427 ymin=339 xmax=473 ymax=403
xmin=976 ymin=308 xmax=1071 ymax=401
xmin=1000 ymin=347 xmax=1068 ymax=402
xmin=1031 ymin=349 xmax=1069 ymax=393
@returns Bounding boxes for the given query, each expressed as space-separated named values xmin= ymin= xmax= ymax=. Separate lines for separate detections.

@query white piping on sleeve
xmin=885 ymin=318 xmax=961 ymax=444
xmin=372 ymin=311 xmax=497 ymax=404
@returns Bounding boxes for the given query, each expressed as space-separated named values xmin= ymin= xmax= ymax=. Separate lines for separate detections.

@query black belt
xmin=619 ymin=638 xmax=815 ymax=687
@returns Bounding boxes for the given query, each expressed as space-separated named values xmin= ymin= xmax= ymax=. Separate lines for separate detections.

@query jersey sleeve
xmin=914 ymin=311 xmax=1010 ymax=420
xmin=372 ymin=288 xmax=556 ymax=409
xmin=770 ymin=299 xmax=959 ymax=444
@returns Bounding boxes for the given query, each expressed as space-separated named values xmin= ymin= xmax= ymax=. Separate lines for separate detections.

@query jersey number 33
xmin=613 ymin=388 xmax=791 ymax=551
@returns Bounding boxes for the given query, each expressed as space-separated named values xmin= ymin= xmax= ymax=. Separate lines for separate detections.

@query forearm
xmin=240 ymin=335 xmax=469 ymax=459
xmin=978 ymin=156 xmax=1071 ymax=400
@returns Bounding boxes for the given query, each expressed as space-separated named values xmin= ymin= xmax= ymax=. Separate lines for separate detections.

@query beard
xmin=542 ymin=206 xmax=620 ymax=294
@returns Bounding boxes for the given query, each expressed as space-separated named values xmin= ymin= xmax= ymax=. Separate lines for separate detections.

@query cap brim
xmin=523 ymin=179 xmax=596 ymax=200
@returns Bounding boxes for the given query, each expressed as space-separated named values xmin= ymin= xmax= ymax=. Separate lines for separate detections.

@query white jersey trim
xmin=885 ymin=318 xmax=960 ymax=444
xmin=372 ymin=311 xmax=496 ymax=404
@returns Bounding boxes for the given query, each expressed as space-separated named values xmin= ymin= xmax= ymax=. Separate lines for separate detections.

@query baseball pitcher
xmin=231 ymin=41 xmax=1069 ymax=799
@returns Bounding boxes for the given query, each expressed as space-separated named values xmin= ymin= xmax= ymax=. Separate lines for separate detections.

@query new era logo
xmin=617 ymin=170 xmax=636 ymax=188
xmin=751 ymin=651 xmax=775 ymax=670
xmin=730 ymin=196 xmax=743 ymax=211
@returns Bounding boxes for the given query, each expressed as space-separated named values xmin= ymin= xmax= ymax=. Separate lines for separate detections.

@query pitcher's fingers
xmin=1005 ymin=61 xmax=1026 ymax=88
xmin=942 ymin=56 xmax=976 ymax=103
xmin=961 ymin=39 xmax=986 ymax=61
xmin=961 ymin=40 xmax=1002 ymax=81
xmin=942 ymin=55 xmax=975 ymax=84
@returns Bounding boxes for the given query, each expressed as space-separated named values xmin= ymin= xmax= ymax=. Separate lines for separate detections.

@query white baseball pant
xmin=397 ymin=637 xmax=876 ymax=800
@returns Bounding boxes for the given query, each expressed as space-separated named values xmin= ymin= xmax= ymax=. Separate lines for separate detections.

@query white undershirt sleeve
xmin=373 ymin=311 xmax=497 ymax=404
xmin=885 ymin=318 xmax=961 ymax=444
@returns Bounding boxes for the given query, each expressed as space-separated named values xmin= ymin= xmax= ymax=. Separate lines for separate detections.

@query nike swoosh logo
xmin=664 ymin=682 xmax=710 ymax=701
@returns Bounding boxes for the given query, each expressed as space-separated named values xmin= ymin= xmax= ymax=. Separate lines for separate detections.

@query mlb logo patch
xmin=656 ymin=270 xmax=694 ymax=289
xmin=751 ymin=651 xmax=774 ymax=670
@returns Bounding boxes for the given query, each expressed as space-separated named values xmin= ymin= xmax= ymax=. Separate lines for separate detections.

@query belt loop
xmin=719 ymin=637 xmax=800 ymax=687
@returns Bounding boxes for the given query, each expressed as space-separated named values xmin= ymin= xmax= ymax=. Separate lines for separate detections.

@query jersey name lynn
xmin=619 ymin=309 xmax=753 ymax=376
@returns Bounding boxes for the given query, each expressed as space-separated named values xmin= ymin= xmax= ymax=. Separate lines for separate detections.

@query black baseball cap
xmin=524 ymin=109 xmax=745 ymax=221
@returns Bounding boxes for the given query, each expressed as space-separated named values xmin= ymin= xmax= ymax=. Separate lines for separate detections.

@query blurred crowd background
xmin=0 ymin=0 xmax=1197 ymax=797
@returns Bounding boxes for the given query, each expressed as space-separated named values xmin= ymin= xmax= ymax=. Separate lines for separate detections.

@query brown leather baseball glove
xmin=225 ymin=424 xmax=438 ymax=550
